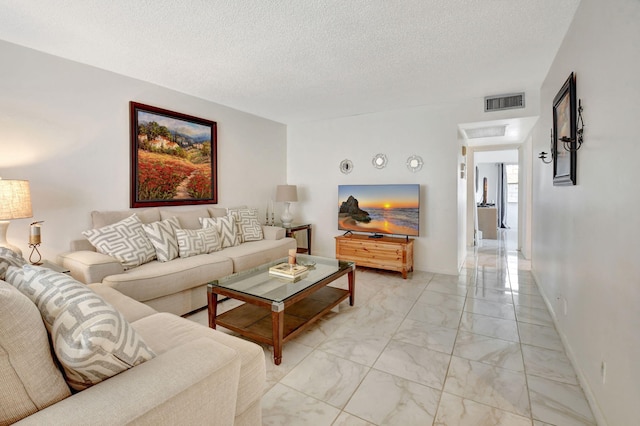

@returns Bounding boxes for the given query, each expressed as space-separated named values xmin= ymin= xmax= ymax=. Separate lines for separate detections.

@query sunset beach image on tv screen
xmin=338 ymin=184 xmax=420 ymax=236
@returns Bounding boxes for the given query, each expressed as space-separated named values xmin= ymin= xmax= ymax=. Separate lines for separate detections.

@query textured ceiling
xmin=0 ymin=0 xmax=580 ymax=124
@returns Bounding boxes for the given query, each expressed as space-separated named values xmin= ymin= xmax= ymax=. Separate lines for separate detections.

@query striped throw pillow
xmin=200 ymin=216 xmax=240 ymax=248
xmin=142 ymin=216 xmax=180 ymax=262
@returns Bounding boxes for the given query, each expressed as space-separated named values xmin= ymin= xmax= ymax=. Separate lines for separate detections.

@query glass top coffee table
xmin=207 ymin=255 xmax=355 ymax=365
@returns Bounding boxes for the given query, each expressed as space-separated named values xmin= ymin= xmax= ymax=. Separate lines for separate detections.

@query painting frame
xmin=130 ymin=102 xmax=217 ymax=208
xmin=552 ymin=72 xmax=577 ymax=186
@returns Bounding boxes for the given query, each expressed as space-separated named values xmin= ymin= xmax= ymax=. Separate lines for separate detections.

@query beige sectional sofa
xmin=0 ymin=268 xmax=266 ymax=425
xmin=58 ymin=206 xmax=297 ymax=316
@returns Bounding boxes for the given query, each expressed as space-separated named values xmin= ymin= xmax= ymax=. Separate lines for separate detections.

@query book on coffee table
xmin=269 ymin=263 xmax=308 ymax=279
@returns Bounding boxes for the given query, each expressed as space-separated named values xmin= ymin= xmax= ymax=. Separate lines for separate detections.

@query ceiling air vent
xmin=484 ymin=93 xmax=525 ymax=112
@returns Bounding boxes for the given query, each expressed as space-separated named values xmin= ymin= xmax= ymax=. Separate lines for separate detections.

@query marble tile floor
xmin=188 ymin=230 xmax=596 ymax=425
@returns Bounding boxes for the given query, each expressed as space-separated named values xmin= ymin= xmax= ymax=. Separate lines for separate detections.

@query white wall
xmin=287 ymin=105 xmax=460 ymax=274
xmin=532 ymin=0 xmax=640 ymax=424
xmin=0 ymin=40 xmax=287 ymax=260
xmin=457 ymin=137 xmax=467 ymax=270
xmin=519 ymin=136 xmax=533 ymax=258
xmin=288 ymin=95 xmax=540 ymax=274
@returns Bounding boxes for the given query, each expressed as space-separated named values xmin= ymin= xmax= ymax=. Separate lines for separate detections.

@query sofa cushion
xmin=11 ymin=266 xmax=156 ymax=391
xmin=142 ymin=216 xmax=180 ymax=262
xmin=220 ymin=237 xmax=298 ymax=272
xmin=0 ymin=247 xmax=27 ymax=280
xmin=176 ymin=227 xmax=221 ymax=258
xmin=228 ymin=207 xmax=264 ymax=243
xmin=160 ymin=207 xmax=210 ymax=230
xmin=89 ymin=283 xmax=157 ymax=323
xmin=132 ymin=312 xmax=265 ymax=420
xmin=0 ymin=281 xmax=71 ymax=424
xmin=91 ymin=208 xmax=160 ymax=228
xmin=101 ymin=254 xmax=233 ymax=303
xmin=200 ymin=216 xmax=239 ymax=248
xmin=83 ymin=214 xmax=157 ymax=269
xmin=207 ymin=206 xmax=228 ymax=218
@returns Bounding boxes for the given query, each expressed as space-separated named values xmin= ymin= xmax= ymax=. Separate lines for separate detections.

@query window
xmin=506 ymin=164 xmax=518 ymax=203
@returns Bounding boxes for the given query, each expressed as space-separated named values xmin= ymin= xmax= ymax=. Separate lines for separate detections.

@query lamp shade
xmin=0 ymin=179 xmax=33 ymax=220
xmin=275 ymin=185 xmax=298 ymax=202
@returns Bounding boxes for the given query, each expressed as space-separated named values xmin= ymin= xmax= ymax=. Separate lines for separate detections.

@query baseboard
xmin=531 ymin=270 xmax=608 ymax=426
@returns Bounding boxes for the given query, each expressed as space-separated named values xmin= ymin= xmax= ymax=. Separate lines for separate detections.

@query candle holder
xmin=28 ymin=243 xmax=42 ymax=265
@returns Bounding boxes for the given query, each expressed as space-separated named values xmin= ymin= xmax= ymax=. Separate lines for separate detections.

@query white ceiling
xmin=0 ymin=0 xmax=580 ymax=125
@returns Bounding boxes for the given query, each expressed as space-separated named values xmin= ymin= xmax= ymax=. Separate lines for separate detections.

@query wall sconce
xmin=558 ymin=99 xmax=585 ymax=152
xmin=538 ymin=151 xmax=553 ymax=164
xmin=538 ymin=130 xmax=555 ymax=164
xmin=539 ymin=100 xmax=585 ymax=164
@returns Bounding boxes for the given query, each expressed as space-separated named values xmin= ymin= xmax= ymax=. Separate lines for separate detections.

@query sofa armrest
xmin=15 ymin=338 xmax=241 ymax=426
xmin=262 ymin=225 xmax=286 ymax=240
xmin=57 ymin=251 xmax=124 ymax=284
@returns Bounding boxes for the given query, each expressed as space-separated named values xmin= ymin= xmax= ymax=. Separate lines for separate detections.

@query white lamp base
xmin=280 ymin=202 xmax=294 ymax=227
xmin=0 ymin=220 xmax=22 ymax=256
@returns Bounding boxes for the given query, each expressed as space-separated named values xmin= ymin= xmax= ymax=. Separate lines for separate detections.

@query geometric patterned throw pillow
xmin=82 ymin=214 xmax=156 ymax=269
xmin=200 ymin=216 xmax=240 ymax=248
xmin=228 ymin=208 xmax=263 ymax=242
xmin=12 ymin=265 xmax=156 ymax=391
xmin=0 ymin=246 xmax=27 ymax=280
xmin=142 ymin=216 xmax=180 ymax=262
xmin=175 ymin=227 xmax=221 ymax=258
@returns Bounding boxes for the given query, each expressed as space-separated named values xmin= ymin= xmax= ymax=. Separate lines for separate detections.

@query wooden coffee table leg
xmin=208 ymin=291 xmax=218 ymax=329
xmin=271 ymin=308 xmax=284 ymax=365
xmin=348 ymin=267 xmax=355 ymax=306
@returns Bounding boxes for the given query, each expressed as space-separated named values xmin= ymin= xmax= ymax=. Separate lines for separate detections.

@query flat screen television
xmin=338 ymin=184 xmax=420 ymax=237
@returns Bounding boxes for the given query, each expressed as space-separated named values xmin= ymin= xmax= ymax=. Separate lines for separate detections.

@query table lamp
xmin=275 ymin=185 xmax=298 ymax=227
xmin=0 ymin=179 xmax=33 ymax=256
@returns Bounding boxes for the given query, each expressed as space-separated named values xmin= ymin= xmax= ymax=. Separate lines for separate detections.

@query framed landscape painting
xmin=130 ymin=102 xmax=217 ymax=207
xmin=552 ymin=73 xmax=577 ymax=186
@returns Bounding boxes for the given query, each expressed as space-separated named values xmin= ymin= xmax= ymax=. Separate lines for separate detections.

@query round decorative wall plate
xmin=406 ymin=155 xmax=423 ymax=172
xmin=372 ymin=153 xmax=388 ymax=169
xmin=340 ymin=159 xmax=353 ymax=174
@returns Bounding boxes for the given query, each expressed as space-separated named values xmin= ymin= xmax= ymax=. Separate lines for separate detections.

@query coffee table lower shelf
xmin=214 ymin=286 xmax=349 ymax=363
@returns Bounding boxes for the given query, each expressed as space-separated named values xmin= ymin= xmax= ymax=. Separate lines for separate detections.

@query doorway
xmin=472 ymin=149 xmax=519 ymax=245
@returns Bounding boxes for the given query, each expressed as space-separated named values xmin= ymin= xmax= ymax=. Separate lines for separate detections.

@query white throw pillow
xmin=142 ymin=216 xmax=180 ymax=262
xmin=228 ymin=208 xmax=264 ymax=242
xmin=200 ymin=216 xmax=240 ymax=248
xmin=175 ymin=227 xmax=221 ymax=258
xmin=10 ymin=265 xmax=156 ymax=391
xmin=83 ymin=214 xmax=156 ymax=269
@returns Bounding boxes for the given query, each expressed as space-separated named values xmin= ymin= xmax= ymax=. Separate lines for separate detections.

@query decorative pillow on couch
xmin=8 ymin=265 xmax=156 ymax=391
xmin=83 ymin=214 xmax=156 ymax=269
xmin=228 ymin=208 xmax=264 ymax=243
xmin=200 ymin=216 xmax=240 ymax=248
xmin=142 ymin=216 xmax=181 ymax=262
xmin=175 ymin=227 xmax=221 ymax=258
xmin=0 ymin=247 xmax=27 ymax=280
xmin=0 ymin=281 xmax=71 ymax=424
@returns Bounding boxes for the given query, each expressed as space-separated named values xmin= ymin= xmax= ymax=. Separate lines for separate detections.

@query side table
xmin=281 ymin=223 xmax=312 ymax=254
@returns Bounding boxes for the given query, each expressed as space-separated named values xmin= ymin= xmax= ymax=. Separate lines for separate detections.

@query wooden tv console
xmin=335 ymin=234 xmax=414 ymax=279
